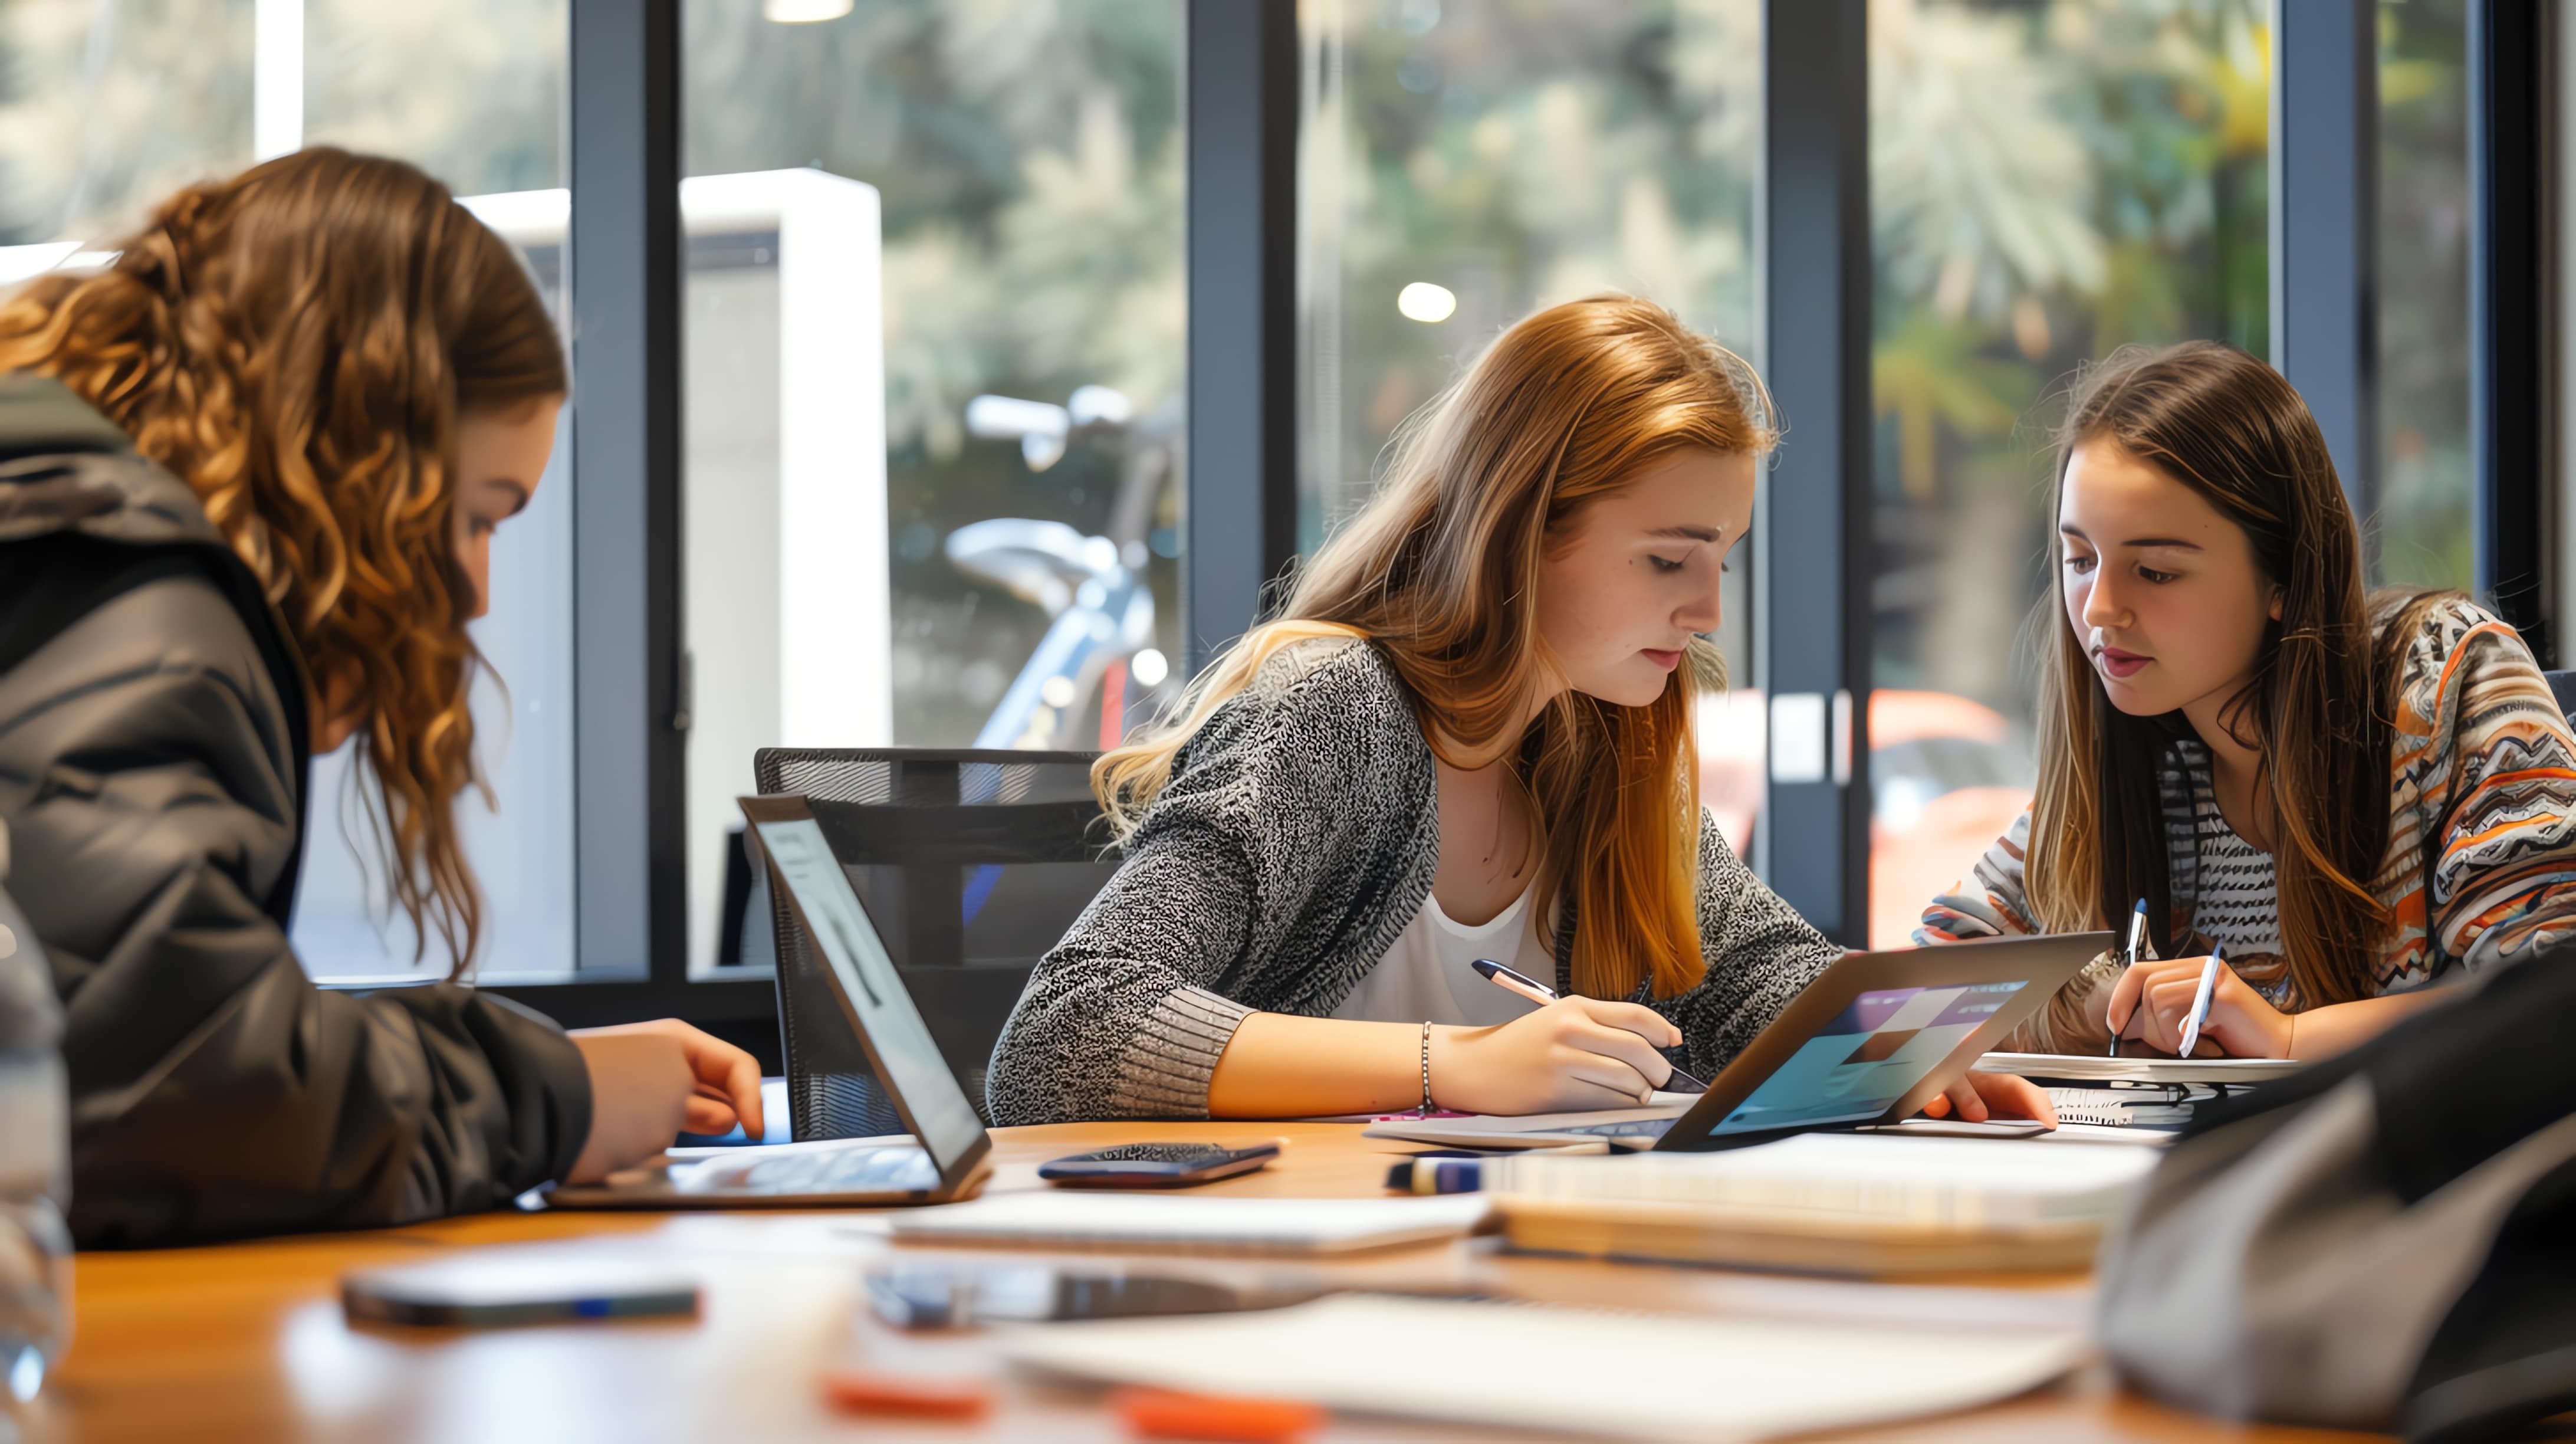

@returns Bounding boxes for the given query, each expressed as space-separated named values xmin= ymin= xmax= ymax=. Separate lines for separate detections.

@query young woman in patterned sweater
xmin=1918 ymin=342 xmax=2576 ymax=1058
xmin=985 ymin=297 xmax=2053 ymax=1125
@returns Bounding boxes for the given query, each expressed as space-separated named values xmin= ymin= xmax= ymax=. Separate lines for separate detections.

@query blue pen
xmin=2109 ymin=898 xmax=2148 ymax=1057
xmin=1470 ymin=957 xmax=1709 ymax=1093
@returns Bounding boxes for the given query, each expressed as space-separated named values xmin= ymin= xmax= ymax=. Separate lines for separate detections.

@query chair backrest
xmin=750 ymin=747 xmax=1113 ymax=1140
xmin=2545 ymin=670 xmax=2576 ymax=728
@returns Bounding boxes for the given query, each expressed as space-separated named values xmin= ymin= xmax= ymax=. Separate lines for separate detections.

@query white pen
xmin=2177 ymin=944 xmax=2225 ymax=1057
xmin=1470 ymin=957 xmax=1708 ymax=1092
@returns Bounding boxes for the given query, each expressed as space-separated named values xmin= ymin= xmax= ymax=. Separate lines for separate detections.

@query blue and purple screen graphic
xmin=1706 ymin=982 xmax=2026 ymax=1136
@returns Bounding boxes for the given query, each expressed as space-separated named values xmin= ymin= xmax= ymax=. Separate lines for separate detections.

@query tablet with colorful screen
xmin=1650 ymin=933 xmax=2111 ymax=1152
xmin=1361 ymin=931 xmax=2111 ymax=1153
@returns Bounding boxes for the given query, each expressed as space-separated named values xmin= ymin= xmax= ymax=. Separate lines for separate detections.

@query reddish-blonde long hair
xmin=0 ymin=147 xmax=568 ymax=970
xmin=1098 ymin=296 xmax=1773 ymax=1000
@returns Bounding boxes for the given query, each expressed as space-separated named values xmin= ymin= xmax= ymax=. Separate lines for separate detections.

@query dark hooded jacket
xmin=0 ymin=373 xmax=590 ymax=1246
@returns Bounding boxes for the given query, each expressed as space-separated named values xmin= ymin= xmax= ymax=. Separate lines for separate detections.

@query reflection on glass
xmin=2374 ymin=0 xmax=2470 ymax=592
xmin=1868 ymin=0 xmax=2269 ymax=947
xmin=1299 ymin=0 xmax=1763 ymax=852
xmin=680 ymin=0 xmax=1185 ymax=973
xmin=0 ymin=1 xmax=252 ymax=244
xmin=303 ymin=0 xmax=564 ymax=196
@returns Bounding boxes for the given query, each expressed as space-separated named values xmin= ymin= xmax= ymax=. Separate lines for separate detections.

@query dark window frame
xmin=442 ymin=0 xmax=2551 ymax=1032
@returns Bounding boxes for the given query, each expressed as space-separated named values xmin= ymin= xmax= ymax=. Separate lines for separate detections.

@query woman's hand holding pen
xmin=1433 ymin=997 xmax=1680 ymax=1113
xmin=2104 ymin=957 xmax=2294 ymax=1058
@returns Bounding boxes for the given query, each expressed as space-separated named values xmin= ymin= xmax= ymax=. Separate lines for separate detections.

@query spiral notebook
xmin=2043 ymin=1087 xmax=2198 ymax=1130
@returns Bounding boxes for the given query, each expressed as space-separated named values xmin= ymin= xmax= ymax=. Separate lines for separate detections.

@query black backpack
xmin=2098 ymin=953 xmax=2576 ymax=1441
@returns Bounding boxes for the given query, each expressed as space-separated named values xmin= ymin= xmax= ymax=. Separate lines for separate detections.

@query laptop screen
xmin=750 ymin=815 xmax=988 ymax=1173
xmin=1704 ymin=981 xmax=2029 ymax=1137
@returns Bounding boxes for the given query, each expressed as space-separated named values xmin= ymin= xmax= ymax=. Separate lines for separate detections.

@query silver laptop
xmin=546 ymin=794 xmax=993 ymax=1207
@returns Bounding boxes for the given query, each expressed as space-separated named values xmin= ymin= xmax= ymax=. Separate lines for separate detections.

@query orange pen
xmin=1112 ymin=1386 xmax=1325 ymax=1443
xmin=819 ymin=1366 xmax=995 ymax=1421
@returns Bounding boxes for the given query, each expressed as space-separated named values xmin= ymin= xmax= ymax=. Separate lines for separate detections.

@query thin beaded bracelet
xmin=1418 ymin=1020 xmax=1434 ymax=1113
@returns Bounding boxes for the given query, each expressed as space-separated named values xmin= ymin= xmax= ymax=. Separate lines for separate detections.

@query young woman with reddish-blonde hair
xmin=0 ymin=149 xmax=760 ymax=1245
xmin=987 ymin=295 xmax=2052 ymax=1126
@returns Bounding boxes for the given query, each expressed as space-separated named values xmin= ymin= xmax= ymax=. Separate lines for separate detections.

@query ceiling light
xmin=1397 ymin=281 xmax=1457 ymax=323
xmin=764 ymin=0 xmax=853 ymax=22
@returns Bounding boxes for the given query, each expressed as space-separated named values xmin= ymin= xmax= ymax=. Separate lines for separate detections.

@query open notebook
xmin=881 ymin=1193 xmax=1491 ymax=1256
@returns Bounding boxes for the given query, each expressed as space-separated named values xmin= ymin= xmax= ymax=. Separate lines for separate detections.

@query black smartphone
xmin=343 ymin=1256 xmax=699 ymax=1328
xmin=1036 ymin=1140 xmax=1282 ymax=1188
xmin=864 ymin=1262 xmax=1322 ymax=1329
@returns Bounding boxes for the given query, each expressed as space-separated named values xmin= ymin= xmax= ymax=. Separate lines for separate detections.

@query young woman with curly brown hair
xmin=0 ymin=148 xmax=762 ymax=1245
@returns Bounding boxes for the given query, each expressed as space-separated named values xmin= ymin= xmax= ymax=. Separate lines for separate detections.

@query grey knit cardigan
xmin=981 ymin=636 xmax=1844 ymax=1125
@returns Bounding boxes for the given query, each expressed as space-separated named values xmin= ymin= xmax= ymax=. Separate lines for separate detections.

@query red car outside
xmin=1696 ymin=688 xmax=2033 ymax=950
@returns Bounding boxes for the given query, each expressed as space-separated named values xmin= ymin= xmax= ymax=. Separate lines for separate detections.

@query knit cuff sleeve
xmin=1109 ymin=986 xmax=1256 ymax=1118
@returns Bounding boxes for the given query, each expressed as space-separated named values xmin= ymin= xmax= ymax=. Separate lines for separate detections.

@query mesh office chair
xmin=750 ymin=748 xmax=1116 ymax=1140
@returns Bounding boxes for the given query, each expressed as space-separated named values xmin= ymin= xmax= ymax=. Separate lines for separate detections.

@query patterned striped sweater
xmin=1918 ymin=598 xmax=2576 ymax=1010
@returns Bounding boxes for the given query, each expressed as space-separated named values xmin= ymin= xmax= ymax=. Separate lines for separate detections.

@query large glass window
xmin=0 ymin=1 xmax=574 ymax=983
xmin=2374 ymin=0 xmax=2470 ymax=592
xmin=302 ymin=0 xmax=564 ymax=196
xmin=678 ymin=0 xmax=1186 ymax=975
xmin=295 ymin=2 xmax=573 ymax=983
xmin=1867 ymin=0 xmax=2271 ymax=947
xmin=0 ymin=0 xmax=2512 ymax=1000
xmin=0 ymin=0 xmax=252 ymax=246
xmin=1297 ymin=0 xmax=1765 ymax=854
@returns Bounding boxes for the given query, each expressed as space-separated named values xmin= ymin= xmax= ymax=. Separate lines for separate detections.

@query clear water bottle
xmin=0 ymin=819 xmax=69 ymax=1411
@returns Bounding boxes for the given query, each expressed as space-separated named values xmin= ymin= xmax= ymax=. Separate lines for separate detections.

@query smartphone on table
xmin=865 ymin=1261 xmax=1321 ymax=1328
xmin=343 ymin=1256 xmax=699 ymax=1328
xmin=1036 ymin=1140 xmax=1282 ymax=1188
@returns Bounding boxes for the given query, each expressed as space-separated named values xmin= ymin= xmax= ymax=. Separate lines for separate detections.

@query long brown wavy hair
xmin=2027 ymin=341 xmax=2439 ymax=1008
xmin=1098 ymin=296 xmax=1772 ymax=1001
xmin=0 ymin=147 xmax=568 ymax=971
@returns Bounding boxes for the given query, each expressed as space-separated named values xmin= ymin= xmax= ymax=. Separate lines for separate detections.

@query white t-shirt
xmin=1328 ymin=884 xmax=1556 ymax=1026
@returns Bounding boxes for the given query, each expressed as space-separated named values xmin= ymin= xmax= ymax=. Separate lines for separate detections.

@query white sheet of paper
xmin=1297 ymin=1089 xmax=1702 ymax=1125
xmin=2028 ymin=1121 xmax=2176 ymax=1146
xmin=1489 ymin=1131 xmax=2161 ymax=1225
xmin=880 ymin=1192 xmax=1491 ymax=1255
xmin=996 ymin=1293 xmax=2089 ymax=1442
xmin=1974 ymin=1052 xmax=2301 ymax=1084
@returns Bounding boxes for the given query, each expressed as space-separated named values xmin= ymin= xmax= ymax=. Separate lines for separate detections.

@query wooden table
xmin=45 ymin=1123 xmax=2380 ymax=1444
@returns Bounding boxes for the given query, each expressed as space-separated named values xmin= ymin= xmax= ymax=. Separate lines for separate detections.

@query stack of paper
xmin=998 ymin=1293 xmax=2089 ymax=1442
xmin=1486 ymin=1133 xmax=2159 ymax=1274
xmin=1974 ymin=1052 xmax=2301 ymax=1084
